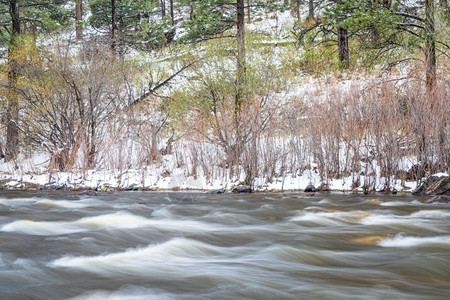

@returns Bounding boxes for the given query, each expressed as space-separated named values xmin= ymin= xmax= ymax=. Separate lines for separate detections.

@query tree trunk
xmin=170 ymin=0 xmax=174 ymax=25
xmin=233 ymin=0 xmax=246 ymax=168
xmin=76 ymin=0 xmax=83 ymax=40
xmin=151 ymin=123 xmax=158 ymax=160
xmin=425 ymin=0 xmax=436 ymax=93
xmin=236 ymin=0 xmax=245 ymax=113
xmin=111 ymin=0 xmax=117 ymax=51
xmin=5 ymin=0 xmax=21 ymax=161
xmin=247 ymin=0 xmax=251 ymax=22
xmin=87 ymin=116 xmax=96 ymax=169
xmin=308 ymin=0 xmax=314 ymax=20
xmin=338 ymin=27 xmax=349 ymax=69
xmin=160 ymin=0 xmax=166 ymax=18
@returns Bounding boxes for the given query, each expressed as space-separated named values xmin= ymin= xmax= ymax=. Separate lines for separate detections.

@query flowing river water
xmin=0 ymin=191 xmax=449 ymax=299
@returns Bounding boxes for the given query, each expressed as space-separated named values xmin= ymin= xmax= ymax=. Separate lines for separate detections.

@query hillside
xmin=0 ymin=0 xmax=448 ymax=192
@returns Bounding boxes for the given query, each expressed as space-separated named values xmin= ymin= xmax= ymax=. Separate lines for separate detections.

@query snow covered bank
xmin=0 ymin=151 xmax=422 ymax=193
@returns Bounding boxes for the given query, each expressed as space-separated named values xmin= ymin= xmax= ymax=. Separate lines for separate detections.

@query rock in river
xmin=413 ymin=175 xmax=450 ymax=196
xmin=426 ymin=195 xmax=450 ymax=204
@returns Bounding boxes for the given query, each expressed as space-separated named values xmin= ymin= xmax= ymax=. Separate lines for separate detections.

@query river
xmin=0 ymin=191 xmax=449 ymax=299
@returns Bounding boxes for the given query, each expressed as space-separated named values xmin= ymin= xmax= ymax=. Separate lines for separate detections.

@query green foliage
xmin=294 ymin=0 xmax=444 ymax=71
xmin=89 ymin=0 xmax=173 ymax=50
xmin=0 ymin=0 xmax=70 ymax=45
xmin=179 ymin=0 xmax=235 ymax=43
xmin=166 ymin=36 xmax=290 ymax=139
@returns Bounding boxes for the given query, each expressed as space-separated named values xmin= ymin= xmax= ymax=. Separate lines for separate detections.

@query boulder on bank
xmin=317 ymin=183 xmax=331 ymax=192
xmin=232 ymin=185 xmax=252 ymax=193
xmin=206 ymin=188 xmax=225 ymax=194
xmin=304 ymin=184 xmax=316 ymax=193
xmin=413 ymin=175 xmax=450 ymax=196
xmin=426 ymin=195 xmax=450 ymax=204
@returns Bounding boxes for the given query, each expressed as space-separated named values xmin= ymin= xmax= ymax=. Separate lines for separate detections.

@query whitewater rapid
xmin=0 ymin=191 xmax=449 ymax=299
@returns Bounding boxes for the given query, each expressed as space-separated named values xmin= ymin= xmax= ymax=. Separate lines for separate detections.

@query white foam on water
xmin=380 ymin=200 xmax=424 ymax=207
xmin=409 ymin=210 xmax=450 ymax=219
xmin=0 ymin=212 xmax=151 ymax=235
xmin=1 ymin=210 xmax=228 ymax=236
xmin=290 ymin=212 xmax=346 ymax=226
xmin=361 ymin=215 xmax=409 ymax=226
xmin=380 ymin=201 xmax=408 ymax=207
xmin=318 ymin=199 xmax=332 ymax=204
xmin=290 ymin=210 xmax=369 ymax=226
xmin=1 ymin=219 xmax=86 ymax=235
xmin=69 ymin=288 xmax=173 ymax=300
xmin=304 ymin=206 xmax=327 ymax=211
xmin=0 ymin=197 xmax=41 ymax=206
xmin=361 ymin=209 xmax=450 ymax=227
xmin=150 ymin=206 xmax=174 ymax=218
xmin=35 ymin=199 xmax=90 ymax=209
xmin=49 ymin=238 xmax=222 ymax=275
xmin=78 ymin=212 xmax=151 ymax=229
xmin=378 ymin=235 xmax=450 ymax=247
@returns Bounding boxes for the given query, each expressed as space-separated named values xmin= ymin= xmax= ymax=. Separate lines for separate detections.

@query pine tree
xmin=297 ymin=0 xmax=444 ymax=87
xmin=88 ymin=0 xmax=174 ymax=51
xmin=76 ymin=0 xmax=83 ymax=40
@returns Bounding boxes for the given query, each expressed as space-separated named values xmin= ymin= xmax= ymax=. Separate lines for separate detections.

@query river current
xmin=0 ymin=191 xmax=449 ymax=299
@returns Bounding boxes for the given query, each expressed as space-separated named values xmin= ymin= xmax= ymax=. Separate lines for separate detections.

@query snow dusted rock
xmin=304 ymin=184 xmax=316 ymax=193
xmin=232 ymin=185 xmax=252 ymax=193
xmin=413 ymin=175 xmax=450 ymax=196
xmin=426 ymin=195 xmax=450 ymax=204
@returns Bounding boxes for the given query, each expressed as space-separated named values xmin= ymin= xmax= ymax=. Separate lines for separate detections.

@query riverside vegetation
xmin=0 ymin=0 xmax=449 ymax=192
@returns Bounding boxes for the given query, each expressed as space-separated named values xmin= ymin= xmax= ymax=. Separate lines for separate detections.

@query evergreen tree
xmin=88 ymin=0 xmax=174 ymax=51
xmin=297 ymin=0 xmax=445 ymax=89
xmin=76 ymin=0 xmax=83 ymax=40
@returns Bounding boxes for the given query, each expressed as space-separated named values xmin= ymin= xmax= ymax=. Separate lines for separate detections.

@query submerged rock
xmin=206 ymin=188 xmax=225 ymax=194
xmin=413 ymin=175 xmax=450 ymax=196
xmin=426 ymin=195 xmax=450 ymax=204
xmin=232 ymin=185 xmax=252 ymax=193
xmin=304 ymin=184 xmax=316 ymax=193
xmin=78 ymin=190 xmax=97 ymax=196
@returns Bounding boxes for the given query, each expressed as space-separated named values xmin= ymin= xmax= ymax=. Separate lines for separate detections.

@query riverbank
xmin=0 ymin=168 xmax=419 ymax=194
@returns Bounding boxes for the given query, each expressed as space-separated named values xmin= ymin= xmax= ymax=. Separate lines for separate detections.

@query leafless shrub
xmin=19 ymin=38 xmax=129 ymax=172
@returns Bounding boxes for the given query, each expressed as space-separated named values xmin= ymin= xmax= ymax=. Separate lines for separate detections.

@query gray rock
xmin=426 ymin=195 xmax=450 ymax=204
xmin=232 ymin=185 xmax=252 ymax=193
xmin=304 ymin=184 xmax=316 ymax=193
xmin=206 ymin=188 xmax=225 ymax=194
xmin=317 ymin=183 xmax=330 ymax=192
xmin=413 ymin=175 xmax=450 ymax=196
